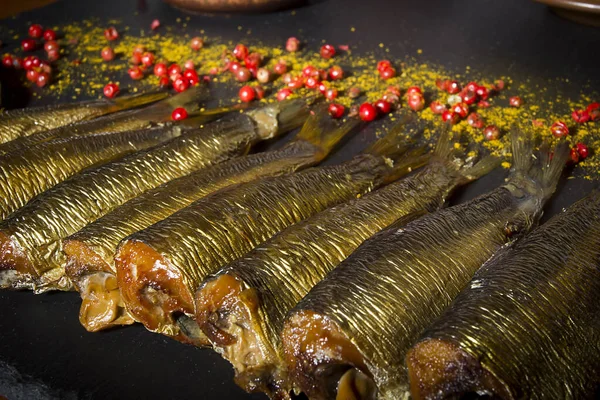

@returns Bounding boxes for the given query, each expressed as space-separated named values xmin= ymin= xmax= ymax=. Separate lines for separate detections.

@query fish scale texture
xmin=0 ymin=114 xmax=259 ymax=284
xmin=0 ymin=125 xmax=180 ymax=219
xmin=418 ymin=191 xmax=600 ymax=399
xmin=290 ymin=185 xmax=534 ymax=398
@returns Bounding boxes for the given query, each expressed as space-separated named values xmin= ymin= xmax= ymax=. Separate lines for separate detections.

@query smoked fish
xmin=115 ymin=118 xmax=420 ymax=345
xmin=194 ymin=128 xmax=499 ymax=398
xmin=63 ymin=107 xmax=349 ymax=333
xmin=0 ymin=87 xmax=207 ymax=155
xmin=406 ymin=190 xmax=600 ymax=400
xmin=281 ymin=133 xmax=570 ymax=400
xmin=0 ymin=98 xmax=310 ymax=292
xmin=0 ymin=91 xmax=168 ymax=145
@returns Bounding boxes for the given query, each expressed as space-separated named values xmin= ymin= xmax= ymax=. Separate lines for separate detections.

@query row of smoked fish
xmin=0 ymin=86 xmax=598 ymax=400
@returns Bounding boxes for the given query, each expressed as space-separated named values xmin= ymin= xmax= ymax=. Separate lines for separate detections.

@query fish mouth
xmin=406 ymin=339 xmax=512 ymax=400
xmin=63 ymin=239 xmax=133 ymax=332
xmin=0 ymin=230 xmax=36 ymax=289
xmin=115 ymin=239 xmax=207 ymax=345
xmin=195 ymin=274 xmax=290 ymax=397
xmin=281 ymin=310 xmax=374 ymax=400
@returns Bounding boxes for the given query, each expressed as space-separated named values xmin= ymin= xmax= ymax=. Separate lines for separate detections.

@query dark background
xmin=0 ymin=0 xmax=598 ymax=399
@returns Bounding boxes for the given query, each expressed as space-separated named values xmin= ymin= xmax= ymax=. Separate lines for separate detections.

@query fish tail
xmin=459 ymin=155 xmax=502 ymax=182
xmin=109 ymin=90 xmax=170 ymax=111
xmin=136 ymin=86 xmax=210 ymax=120
xmin=271 ymin=97 xmax=314 ymax=135
xmin=293 ymin=106 xmax=360 ymax=161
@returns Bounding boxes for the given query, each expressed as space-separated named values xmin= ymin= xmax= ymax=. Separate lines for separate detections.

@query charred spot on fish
xmin=174 ymin=312 xmax=205 ymax=345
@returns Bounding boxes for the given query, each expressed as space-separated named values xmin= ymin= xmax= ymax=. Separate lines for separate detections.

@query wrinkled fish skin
xmin=193 ymin=131 xmax=498 ymax=397
xmin=0 ymin=125 xmax=182 ymax=220
xmin=0 ymin=91 xmax=168 ymax=145
xmin=62 ymin=105 xmax=326 ymax=333
xmin=282 ymin=137 xmax=569 ymax=400
xmin=0 ymin=88 xmax=203 ymax=155
xmin=116 ymin=150 xmax=399 ymax=344
xmin=0 ymin=109 xmax=280 ymax=292
xmin=407 ymin=190 xmax=600 ymax=400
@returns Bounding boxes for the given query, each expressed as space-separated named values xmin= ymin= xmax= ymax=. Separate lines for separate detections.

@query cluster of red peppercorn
xmin=1 ymin=23 xmax=58 ymax=88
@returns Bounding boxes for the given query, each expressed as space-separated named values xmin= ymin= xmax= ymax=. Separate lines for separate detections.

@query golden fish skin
xmin=115 ymin=136 xmax=405 ymax=345
xmin=0 ymin=103 xmax=295 ymax=293
xmin=193 ymin=130 xmax=498 ymax=397
xmin=281 ymin=136 xmax=570 ymax=400
xmin=0 ymin=91 xmax=169 ymax=145
xmin=0 ymin=88 xmax=205 ymax=155
xmin=62 ymin=102 xmax=324 ymax=333
xmin=0 ymin=125 xmax=182 ymax=220
xmin=407 ymin=190 xmax=600 ymax=400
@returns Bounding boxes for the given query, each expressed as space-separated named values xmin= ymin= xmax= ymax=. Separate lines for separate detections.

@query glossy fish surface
xmin=193 ymin=128 xmax=498 ymax=398
xmin=62 ymin=101 xmax=318 ymax=332
xmin=0 ymin=100 xmax=303 ymax=292
xmin=407 ymin=190 xmax=600 ymax=400
xmin=0 ymin=91 xmax=168 ymax=145
xmin=281 ymin=134 xmax=569 ymax=400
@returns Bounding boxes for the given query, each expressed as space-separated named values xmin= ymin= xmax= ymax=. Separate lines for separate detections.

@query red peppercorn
xmin=317 ymin=82 xmax=328 ymax=95
xmin=128 ymin=66 xmax=144 ymax=80
xmin=43 ymin=29 xmax=57 ymax=41
xmin=435 ymin=79 xmax=449 ymax=91
xmin=31 ymin=56 xmax=41 ymax=68
xmin=273 ymin=62 xmax=287 ymax=75
xmin=47 ymin=50 xmax=59 ymax=62
xmin=150 ymin=19 xmax=161 ymax=30
xmin=153 ymin=63 xmax=167 ymax=77
xmin=377 ymin=60 xmax=392 ymax=72
xmin=159 ymin=76 xmax=170 ymax=88
xmin=329 ymin=65 xmax=344 ymax=80
xmin=590 ymin=109 xmax=600 ymax=122
xmin=347 ymin=86 xmax=361 ymax=99
xmin=430 ymin=101 xmax=446 ymax=114
xmin=2 ymin=55 xmax=13 ymax=68
xmin=168 ymin=64 xmax=182 ymax=78
xmin=276 ymin=88 xmax=293 ymax=101
xmin=406 ymin=86 xmax=422 ymax=96
xmin=587 ymin=102 xmax=599 ymax=112
xmin=320 ymin=44 xmax=336 ymax=59
xmin=287 ymin=76 xmax=304 ymax=90
xmin=447 ymin=81 xmax=461 ymax=94
xmin=463 ymin=82 xmax=477 ymax=93
xmin=22 ymin=56 xmax=34 ymax=69
xmin=475 ymin=85 xmax=489 ymax=100
xmin=442 ymin=110 xmax=459 ymax=124
xmin=286 ymin=37 xmax=300 ymax=52
xmin=467 ymin=112 xmax=485 ymax=129
xmin=21 ymin=39 xmax=36 ymax=52
xmin=509 ymin=96 xmax=523 ymax=107
xmin=29 ymin=24 xmax=43 ymax=39
xmin=325 ymin=88 xmax=338 ymax=100
xmin=103 ymin=83 xmax=119 ymax=98
xmin=461 ymin=90 xmax=478 ymax=105
xmin=26 ymin=68 xmax=39 ymax=82
xmin=238 ymin=85 xmax=256 ymax=102
xmin=36 ymin=72 xmax=50 ymax=87
xmin=190 ymin=37 xmax=204 ymax=51
xmin=571 ymin=109 xmax=591 ymax=124
xmin=244 ymin=53 xmax=262 ymax=69
xmin=550 ymin=121 xmax=569 ymax=138
xmin=130 ymin=53 xmax=142 ymax=65
xmin=235 ymin=67 xmax=251 ymax=82
xmin=302 ymin=65 xmax=317 ymax=78
xmin=256 ymin=68 xmax=270 ymax=83
xmin=173 ymin=76 xmax=189 ymax=92
xmin=493 ymin=79 xmax=505 ymax=91
xmin=233 ymin=44 xmax=249 ymax=60
xmin=228 ymin=62 xmax=241 ymax=74
xmin=380 ymin=67 xmax=396 ymax=80
xmin=407 ymin=93 xmax=425 ymax=112
xmin=478 ymin=100 xmax=491 ymax=108
xmin=184 ymin=68 xmax=199 ymax=81
xmin=255 ymin=85 xmax=266 ymax=100
xmin=141 ymin=52 xmax=155 ymax=67
xmin=104 ymin=27 xmax=119 ymax=41
xmin=101 ymin=47 xmax=115 ymax=62
xmin=452 ymin=102 xmax=469 ymax=118
xmin=132 ymin=45 xmax=145 ymax=56
xmin=305 ymin=76 xmax=320 ymax=89
xmin=172 ymin=107 xmax=188 ymax=121
xmin=359 ymin=103 xmax=378 ymax=121
xmin=44 ymin=40 xmax=59 ymax=53
xmin=183 ymin=60 xmax=195 ymax=70
xmin=570 ymin=148 xmax=580 ymax=164
xmin=328 ymin=103 xmax=345 ymax=119
xmin=576 ymin=143 xmax=589 ymax=159
xmin=375 ymin=99 xmax=392 ymax=114
xmin=484 ymin=125 xmax=501 ymax=140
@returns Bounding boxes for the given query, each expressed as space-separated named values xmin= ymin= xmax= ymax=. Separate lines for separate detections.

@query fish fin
xmin=431 ymin=123 xmax=454 ymax=161
xmin=293 ymin=106 xmax=360 ymax=161
xmin=460 ymin=155 xmax=502 ymax=182
xmin=108 ymin=91 xmax=170 ymax=112
xmin=538 ymin=139 xmax=570 ymax=200
xmin=136 ymin=86 xmax=211 ymax=120
xmin=509 ymin=127 xmax=536 ymax=178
